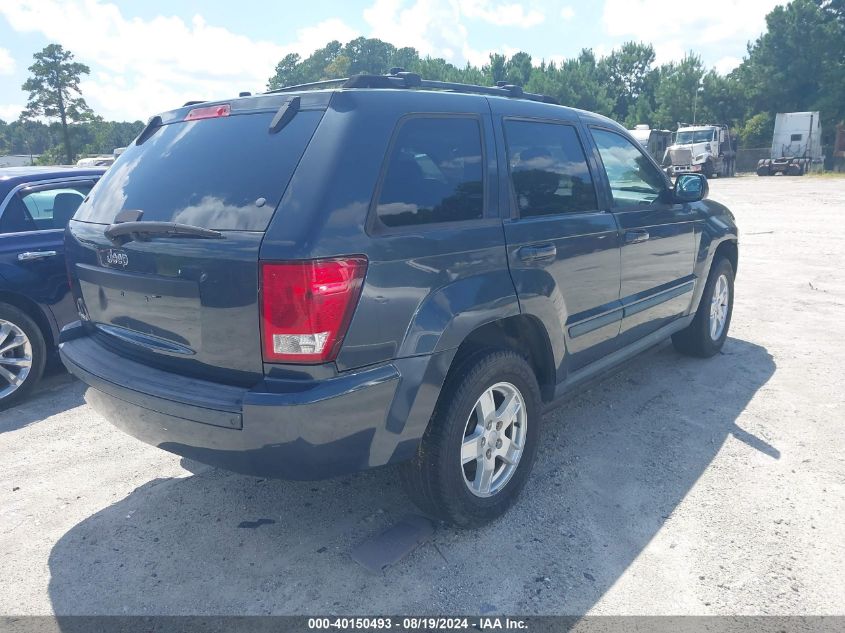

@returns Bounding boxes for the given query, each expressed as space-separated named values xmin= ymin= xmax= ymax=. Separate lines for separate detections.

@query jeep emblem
xmin=104 ymin=249 xmax=129 ymax=267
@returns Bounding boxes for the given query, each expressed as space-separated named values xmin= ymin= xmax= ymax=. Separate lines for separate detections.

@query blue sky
xmin=0 ymin=0 xmax=784 ymax=122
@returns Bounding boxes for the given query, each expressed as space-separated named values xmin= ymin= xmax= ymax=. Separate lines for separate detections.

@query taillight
xmin=260 ymin=257 xmax=368 ymax=364
xmin=184 ymin=104 xmax=230 ymax=121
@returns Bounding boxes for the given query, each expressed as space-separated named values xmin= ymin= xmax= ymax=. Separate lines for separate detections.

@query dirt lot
xmin=1 ymin=176 xmax=843 ymax=616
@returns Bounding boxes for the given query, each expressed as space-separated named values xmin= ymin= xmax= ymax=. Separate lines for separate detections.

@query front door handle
xmin=17 ymin=251 xmax=58 ymax=261
xmin=624 ymin=230 xmax=650 ymax=245
xmin=518 ymin=243 xmax=557 ymax=262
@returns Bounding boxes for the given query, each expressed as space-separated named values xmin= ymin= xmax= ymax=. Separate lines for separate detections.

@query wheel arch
xmin=446 ymin=314 xmax=557 ymax=403
xmin=0 ymin=291 xmax=56 ymax=349
xmin=714 ymin=238 xmax=738 ymax=276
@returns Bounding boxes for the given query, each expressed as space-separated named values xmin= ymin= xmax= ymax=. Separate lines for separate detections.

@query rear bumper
xmin=60 ymin=326 xmax=451 ymax=479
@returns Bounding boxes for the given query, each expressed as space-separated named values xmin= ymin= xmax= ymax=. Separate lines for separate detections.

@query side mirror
xmin=673 ymin=173 xmax=709 ymax=202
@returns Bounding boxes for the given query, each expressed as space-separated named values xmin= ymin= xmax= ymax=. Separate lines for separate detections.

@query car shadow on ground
xmin=0 ymin=364 xmax=82 ymax=433
xmin=46 ymin=337 xmax=776 ymax=614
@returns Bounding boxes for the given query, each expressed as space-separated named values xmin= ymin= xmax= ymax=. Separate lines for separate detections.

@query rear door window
xmin=73 ymin=110 xmax=324 ymax=231
xmin=1 ymin=182 xmax=93 ymax=234
xmin=22 ymin=185 xmax=93 ymax=229
xmin=375 ymin=117 xmax=484 ymax=228
xmin=504 ymin=120 xmax=598 ymax=217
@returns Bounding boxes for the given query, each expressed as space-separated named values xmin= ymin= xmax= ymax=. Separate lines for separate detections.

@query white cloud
xmin=363 ymin=0 xmax=536 ymax=67
xmin=0 ymin=48 xmax=15 ymax=74
xmin=364 ymin=0 xmax=469 ymax=61
xmin=602 ymin=0 xmax=785 ymax=64
xmin=0 ymin=104 xmax=24 ymax=121
xmin=287 ymin=18 xmax=359 ymax=59
xmin=0 ymin=0 xmax=357 ymax=120
xmin=461 ymin=0 xmax=545 ymax=27
xmin=714 ymin=55 xmax=743 ymax=74
xmin=560 ymin=6 xmax=575 ymax=21
xmin=653 ymin=40 xmax=688 ymax=66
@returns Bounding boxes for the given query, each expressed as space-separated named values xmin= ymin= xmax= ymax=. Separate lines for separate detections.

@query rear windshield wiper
xmin=104 ymin=221 xmax=224 ymax=245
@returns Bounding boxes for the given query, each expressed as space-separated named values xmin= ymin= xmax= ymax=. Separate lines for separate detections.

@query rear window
xmin=73 ymin=110 xmax=323 ymax=231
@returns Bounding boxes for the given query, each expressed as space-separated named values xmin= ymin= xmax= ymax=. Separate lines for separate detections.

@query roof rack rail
xmin=265 ymin=69 xmax=559 ymax=105
xmin=265 ymin=77 xmax=350 ymax=94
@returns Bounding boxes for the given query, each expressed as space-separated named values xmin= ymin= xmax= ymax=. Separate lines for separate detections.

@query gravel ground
xmin=1 ymin=175 xmax=843 ymax=616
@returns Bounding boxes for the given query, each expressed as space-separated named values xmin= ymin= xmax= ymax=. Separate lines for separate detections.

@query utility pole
xmin=692 ymin=83 xmax=704 ymax=124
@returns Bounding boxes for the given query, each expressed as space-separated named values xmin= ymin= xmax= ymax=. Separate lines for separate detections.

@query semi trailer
xmin=757 ymin=111 xmax=823 ymax=176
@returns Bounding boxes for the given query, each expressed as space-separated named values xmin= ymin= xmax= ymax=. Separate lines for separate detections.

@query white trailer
xmin=629 ymin=125 xmax=673 ymax=162
xmin=757 ymin=111 xmax=823 ymax=176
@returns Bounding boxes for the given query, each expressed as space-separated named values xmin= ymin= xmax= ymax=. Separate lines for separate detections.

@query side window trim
xmin=588 ymin=125 xmax=670 ymax=212
xmin=502 ymin=115 xmax=602 ymax=220
xmin=367 ymin=113 xmax=489 ymax=235
xmin=18 ymin=179 xmax=97 ymax=195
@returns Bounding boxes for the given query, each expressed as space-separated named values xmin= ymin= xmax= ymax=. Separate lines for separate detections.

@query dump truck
xmin=665 ymin=123 xmax=735 ymax=178
xmin=629 ymin=125 xmax=673 ymax=162
xmin=757 ymin=111 xmax=823 ymax=176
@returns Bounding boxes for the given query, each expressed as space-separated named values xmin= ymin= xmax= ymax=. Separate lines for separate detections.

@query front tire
xmin=0 ymin=303 xmax=47 ymax=409
xmin=400 ymin=350 xmax=542 ymax=527
xmin=672 ymin=257 xmax=735 ymax=358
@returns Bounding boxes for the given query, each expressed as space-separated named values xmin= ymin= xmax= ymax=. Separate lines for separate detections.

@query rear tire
xmin=672 ymin=257 xmax=734 ymax=358
xmin=400 ymin=349 xmax=542 ymax=528
xmin=0 ymin=303 xmax=47 ymax=409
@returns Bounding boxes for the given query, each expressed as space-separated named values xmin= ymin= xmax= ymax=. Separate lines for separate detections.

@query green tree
xmin=390 ymin=47 xmax=420 ymax=72
xmin=653 ymin=54 xmax=705 ymax=129
xmin=737 ymin=0 xmax=845 ymax=141
xmin=343 ymin=37 xmax=396 ymax=76
xmin=261 ymin=15 xmax=844 ymax=151
xmin=598 ymin=42 xmax=657 ymax=123
xmin=21 ymin=44 xmax=94 ymax=164
xmin=267 ymin=53 xmax=302 ymax=89
xmin=552 ymin=50 xmax=614 ymax=116
xmin=483 ymin=53 xmax=507 ymax=84
xmin=504 ymin=52 xmax=533 ymax=86
xmin=737 ymin=112 xmax=774 ymax=148
xmin=697 ymin=70 xmax=745 ymax=127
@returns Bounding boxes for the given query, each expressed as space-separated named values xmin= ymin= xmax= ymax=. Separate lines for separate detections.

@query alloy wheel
xmin=0 ymin=319 xmax=33 ymax=400
xmin=460 ymin=382 xmax=528 ymax=498
xmin=709 ymin=274 xmax=730 ymax=341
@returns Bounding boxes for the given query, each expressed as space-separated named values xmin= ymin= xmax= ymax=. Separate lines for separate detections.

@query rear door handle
xmin=17 ymin=251 xmax=58 ymax=261
xmin=517 ymin=243 xmax=557 ymax=262
xmin=624 ymin=230 xmax=650 ymax=245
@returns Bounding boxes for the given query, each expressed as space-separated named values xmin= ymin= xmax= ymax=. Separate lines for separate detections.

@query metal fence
xmin=735 ymin=148 xmax=771 ymax=173
xmin=736 ymin=145 xmax=835 ymax=172
xmin=734 ymin=146 xmax=837 ymax=173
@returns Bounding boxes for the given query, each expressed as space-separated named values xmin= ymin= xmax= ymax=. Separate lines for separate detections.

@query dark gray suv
xmin=60 ymin=73 xmax=738 ymax=527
